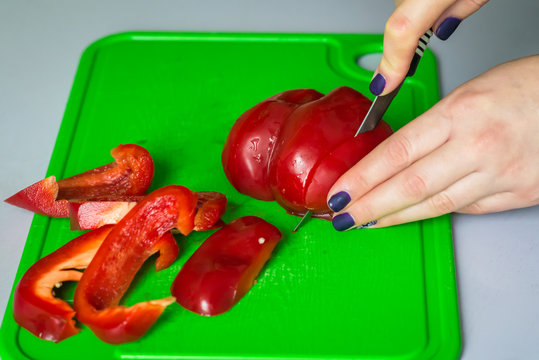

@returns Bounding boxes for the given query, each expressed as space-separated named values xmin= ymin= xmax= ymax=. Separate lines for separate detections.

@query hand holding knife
xmin=293 ymin=29 xmax=434 ymax=233
xmin=355 ymin=29 xmax=434 ymax=137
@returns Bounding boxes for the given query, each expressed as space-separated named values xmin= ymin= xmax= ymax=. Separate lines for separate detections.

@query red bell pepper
xmin=221 ymin=89 xmax=323 ymax=201
xmin=171 ymin=216 xmax=282 ymax=316
xmin=222 ymin=87 xmax=393 ymax=218
xmin=69 ymin=191 xmax=226 ymax=231
xmin=13 ymin=225 xmax=178 ymax=343
xmin=73 ymin=185 xmax=197 ymax=344
xmin=5 ymin=144 xmax=154 ymax=217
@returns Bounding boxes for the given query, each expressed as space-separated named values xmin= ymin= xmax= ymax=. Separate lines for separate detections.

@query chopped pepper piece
xmin=5 ymin=176 xmax=70 ymax=217
xmin=69 ymin=191 xmax=226 ymax=231
xmin=194 ymin=191 xmax=227 ymax=231
xmin=5 ymin=144 xmax=154 ymax=217
xmin=73 ymin=185 xmax=197 ymax=344
xmin=13 ymin=225 xmax=113 ymax=342
xmin=171 ymin=216 xmax=282 ymax=316
xmin=13 ymin=225 xmax=178 ymax=343
xmin=68 ymin=196 xmax=144 ymax=231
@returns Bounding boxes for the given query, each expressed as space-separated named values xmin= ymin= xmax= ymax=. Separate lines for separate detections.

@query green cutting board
xmin=0 ymin=32 xmax=460 ymax=360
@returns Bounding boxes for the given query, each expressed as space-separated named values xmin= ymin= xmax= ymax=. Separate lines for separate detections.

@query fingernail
xmin=332 ymin=213 xmax=356 ymax=231
xmin=436 ymin=17 xmax=461 ymax=41
xmin=328 ymin=191 xmax=351 ymax=212
xmin=356 ymin=220 xmax=378 ymax=229
xmin=369 ymin=73 xmax=386 ymax=95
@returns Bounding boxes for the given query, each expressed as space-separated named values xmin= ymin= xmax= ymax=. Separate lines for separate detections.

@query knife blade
xmin=355 ymin=29 xmax=433 ymax=137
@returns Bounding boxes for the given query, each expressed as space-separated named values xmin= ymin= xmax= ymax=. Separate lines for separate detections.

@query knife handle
xmin=407 ymin=29 xmax=434 ymax=77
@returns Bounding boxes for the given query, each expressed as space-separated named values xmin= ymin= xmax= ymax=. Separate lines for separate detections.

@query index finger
xmin=327 ymin=106 xmax=451 ymax=210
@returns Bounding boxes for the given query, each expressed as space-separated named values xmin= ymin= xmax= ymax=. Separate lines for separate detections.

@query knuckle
xmin=429 ymin=192 xmax=457 ymax=214
xmin=358 ymin=205 xmax=376 ymax=224
xmin=464 ymin=0 xmax=489 ymax=10
xmin=459 ymin=202 xmax=486 ymax=214
xmin=446 ymin=89 xmax=484 ymax=119
xmin=446 ymin=90 xmax=507 ymax=155
xmin=402 ymin=173 xmax=428 ymax=199
xmin=385 ymin=12 xmax=413 ymax=40
xmin=385 ymin=133 xmax=413 ymax=168
xmin=352 ymin=172 xmax=370 ymax=193
xmin=472 ymin=129 xmax=501 ymax=154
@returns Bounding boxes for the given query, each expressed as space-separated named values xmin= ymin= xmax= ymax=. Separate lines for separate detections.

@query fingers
xmin=457 ymin=192 xmax=522 ymax=214
xmin=434 ymin=0 xmax=489 ymax=40
xmin=331 ymin=142 xmax=476 ymax=231
xmin=374 ymin=171 xmax=490 ymax=227
xmin=373 ymin=0 xmax=490 ymax=95
xmin=327 ymin=105 xmax=451 ymax=211
xmin=372 ymin=0 xmax=454 ymax=95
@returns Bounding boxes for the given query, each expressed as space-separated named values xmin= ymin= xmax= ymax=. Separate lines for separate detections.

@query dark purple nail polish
xmin=332 ymin=213 xmax=355 ymax=231
xmin=436 ymin=17 xmax=461 ymax=41
xmin=328 ymin=191 xmax=351 ymax=212
xmin=369 ymin=73 xmax=386 ymax=95
xmin=357 ymin=220 xmax=377 ymax=229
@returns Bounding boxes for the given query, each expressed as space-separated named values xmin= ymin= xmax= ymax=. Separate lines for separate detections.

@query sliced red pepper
xmin=5 ymin=176 xmax=70 ymax=217
xmin=68 ymin=196 xmax=144 ymax=231
xmin=4 ymin=144 xmax=154 ymax=217
xmin=194 ymin=191 xmax=227 ymax=231
xmin=69 ymin=191 xmax=226 ymax=231
xmin=56 ymin=144 xmax=154 ymax=200
xmin=12 ymin=225 xmax=178 ymax=343
xmin=171 ymin=216 xmax=282 ymax=316
xmin=13 ymin=226 xmax=112 ymax=342
xmin=73 ymin=185 xmax=197 ymax=344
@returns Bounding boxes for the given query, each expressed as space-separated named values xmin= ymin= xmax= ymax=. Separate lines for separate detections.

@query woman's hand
xmin=369 ymin=0 xmax=489 ymax=96
xmin=328 ymin=55 xmax=539 ymax=230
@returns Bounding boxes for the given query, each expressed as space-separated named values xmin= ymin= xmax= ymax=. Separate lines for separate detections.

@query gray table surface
xmin=1 ymin=1 xmax=538 ymax=359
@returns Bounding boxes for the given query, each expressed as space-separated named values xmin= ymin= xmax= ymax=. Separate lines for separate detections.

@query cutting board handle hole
xmin=356 ymin=53 xmax=382 ymax=72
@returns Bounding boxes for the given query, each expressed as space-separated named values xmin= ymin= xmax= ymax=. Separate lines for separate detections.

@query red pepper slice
xmin=171 ymin=216 xmax=282 ymax=316
xmin=68 ymin=196 xmax=144 ymax=231
xmin=56 ymin=144 xmax=154 ymax=200
xmin=5 ymin=176 xmax=70 ymax=217
xmin=13 ymin=225 xmax=178 ymax=343
xmin=73 ymin=185 xmax=197 ymax=344
xmin=194 ymin=191 xmax=227 ymax=231
xmin=69 ymin=191 xmax=226 ymax=231
xmin=4 ymin=144 xmax=154 ymax=217
xmin=13 ymin=225 xmax=112 ymax=342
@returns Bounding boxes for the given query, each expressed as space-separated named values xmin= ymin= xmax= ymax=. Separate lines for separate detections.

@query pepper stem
xmin=292 ymin=211 xmax=311 ymax=233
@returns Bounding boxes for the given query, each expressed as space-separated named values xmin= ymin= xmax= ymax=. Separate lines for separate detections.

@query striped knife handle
xmin=407 ymin=29 xmax=434 ymax=77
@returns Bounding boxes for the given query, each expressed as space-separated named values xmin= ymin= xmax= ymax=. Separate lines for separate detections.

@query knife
xmin=354 ymin=29 xmax=433 ymax=137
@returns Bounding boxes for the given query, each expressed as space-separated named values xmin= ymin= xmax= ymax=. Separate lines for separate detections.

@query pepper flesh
xmin=73 ymin=185 xmax=197 ymax=344
xmin=68 ymin=196 xmax=144 ymax=231
xmin=69 ymin=191 xmax=226 ymax=231
xmin=13 ymin=226 xmax=112 ymax=342
xmin=56 ymin=144 xmax=154 ymax=200
xmin=4 ymin=144 xmax=154 ymax=217
xmin=171 ymin=216 xmax=282 ymax=316
xmin=12 ymin=225 xmax=178 ymax=343
xmin=194 ymin=191 xmax=227 ymax=231
xmin=5 ymin=176 xmax=70 ymax=217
